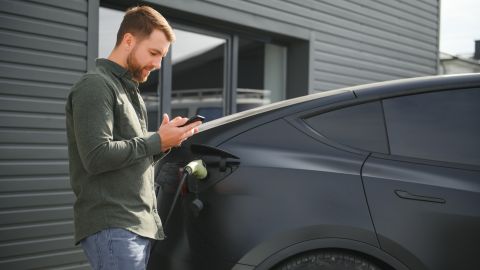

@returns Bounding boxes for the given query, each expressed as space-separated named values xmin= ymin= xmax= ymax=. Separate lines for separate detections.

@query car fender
xmin=233 ymin=228 xmax=411 ymax=270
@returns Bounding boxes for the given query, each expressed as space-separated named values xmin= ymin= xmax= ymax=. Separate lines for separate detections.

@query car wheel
xmin=271 ymin=250 xmax=385 ymax=270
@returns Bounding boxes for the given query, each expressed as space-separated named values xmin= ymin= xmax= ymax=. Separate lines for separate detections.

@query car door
xmin=362 ymin=88 xmax=480 ymax=270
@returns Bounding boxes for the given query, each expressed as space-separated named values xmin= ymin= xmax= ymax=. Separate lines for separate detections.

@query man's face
xmin=126 ymin=29 xmax=170 ymax=83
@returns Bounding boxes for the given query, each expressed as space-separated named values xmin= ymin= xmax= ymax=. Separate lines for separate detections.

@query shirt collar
xmin=96 ymin=58 xmax=139 ymax=87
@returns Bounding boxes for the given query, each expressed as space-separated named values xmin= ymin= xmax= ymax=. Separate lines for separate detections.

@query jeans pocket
xmin=108 ymin=229 xmax=150 ymax=270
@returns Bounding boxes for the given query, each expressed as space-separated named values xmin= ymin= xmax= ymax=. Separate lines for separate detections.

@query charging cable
xmin=163 ymin=160 xmax=207 ymax=233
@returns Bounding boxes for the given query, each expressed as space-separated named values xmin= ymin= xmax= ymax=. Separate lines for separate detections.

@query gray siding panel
xmin=0 ymin=13 xmax=87 ymax=42
xmin=0 ymin=220 xmax=74 ymax=242
xmin=313 ymin=43 xmax=433 ymax=74
xmin=0 ymin=62 xmax=84 ymax=85
xmin=0 ymin=249 xmax=85 ymax=270
xmin=289 ymin=0 xmax=436 ymax=41
xmin=0 ymin=95 xmax=66 ymax=114
xmin=0 ymin=145 xmax=68 ymax=160
xmin=0 ymin=161 xmax=69 ymax=176
xmin=192 ymin=0 xmax=439 ymax=91
xmin=0 ymin=78 xmax=71 ymax=99
xmin=28 ymin=0 xmax=88 ymax=12
xmin=2 ymin=0 xmax=87 ymax=27
xmin=0 ymin=112 xmax=66 ymax=129
xmin=247 ymin=0 xmax=436 ymax=52
xmin=154 ymin=0 xmax=310 ymax=39
xmin=0 ymin=0 xmax=87 ymax=268
xmin=0 ymin=206 xmax=73 ymax=226
xmin=0 ymin=191 xmax=74 ymax=209
xmin=0 ymin=128 xmax=67 ymax=144
xmin=0 ymin=45 xmax=86 ymax=71
xmin=0 ymin=29 xmax=86 ymax=56
xmin=0 ymin=235 xmax=75 ymax=259
xmin=0 ymin=176 xmax=71 ymax=192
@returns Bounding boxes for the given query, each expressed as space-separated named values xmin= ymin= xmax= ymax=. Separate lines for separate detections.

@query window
xmin=383 ymin=88 xmax=480 ymax=166
xmin=237 ymin=38 xmax=286 ymax=113
xmin=304 ymin=101 xmax=388 ymax=153
xmin=170 ymin=28 xmax=226 ymax=122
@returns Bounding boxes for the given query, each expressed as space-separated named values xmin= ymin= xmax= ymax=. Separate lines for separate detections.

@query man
xmin=65 ymin=6 xmax=200 ymax=270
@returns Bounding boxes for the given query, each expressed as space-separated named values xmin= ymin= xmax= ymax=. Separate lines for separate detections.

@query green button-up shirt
xmin=66 ymin=59 xmax=165 ymax=244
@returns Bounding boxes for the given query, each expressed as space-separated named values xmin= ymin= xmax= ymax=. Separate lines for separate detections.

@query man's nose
xmin=153 ymin=58 xmax=162 ymax=69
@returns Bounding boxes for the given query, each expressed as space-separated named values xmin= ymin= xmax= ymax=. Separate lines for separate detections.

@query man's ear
xmin=122 ymin=33 xmax=136 ymax=51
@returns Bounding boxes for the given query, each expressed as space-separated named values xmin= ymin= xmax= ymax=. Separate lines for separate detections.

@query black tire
xmin=271 ymin=250 xmax=386 ymax=270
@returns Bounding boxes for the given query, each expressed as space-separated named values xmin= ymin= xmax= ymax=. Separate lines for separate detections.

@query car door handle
xmin=395 ymin=190 xmax=446 ymax=204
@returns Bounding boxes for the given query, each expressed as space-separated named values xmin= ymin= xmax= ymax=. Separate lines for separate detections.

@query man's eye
xmin=150 ymin=52 xmax=158 ymax=56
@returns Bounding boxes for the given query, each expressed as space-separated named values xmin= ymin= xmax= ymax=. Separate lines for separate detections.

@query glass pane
xmin=171 ymin=29 xmax=226 ymax=122
xmin=305 ymin=102 xmax=388 ymax=154
xmin=98 ymin=7 xmax=162 ymax=132
xmin=383 ymin=88 xmax=480 ymax=166
xmin=237 ymin=39 xmax=286 ymax=112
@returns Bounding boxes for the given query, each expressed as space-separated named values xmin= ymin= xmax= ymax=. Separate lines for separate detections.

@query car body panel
xmin=363 ymin=156 xmax=480 ymax=270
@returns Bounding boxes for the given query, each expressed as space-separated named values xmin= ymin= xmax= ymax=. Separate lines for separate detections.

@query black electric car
xmin=148 ymin=73 xmax=480 ymax=270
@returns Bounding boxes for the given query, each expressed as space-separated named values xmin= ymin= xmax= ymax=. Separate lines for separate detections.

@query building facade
xmin=0 ymin=0 xmax=439 ymax=269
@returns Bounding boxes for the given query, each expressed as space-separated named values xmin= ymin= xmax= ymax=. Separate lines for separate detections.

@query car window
xmin=304 ymin=101 xmax=388 ymax=154
xmin=383 ymin=88 xmax=480 ymax=166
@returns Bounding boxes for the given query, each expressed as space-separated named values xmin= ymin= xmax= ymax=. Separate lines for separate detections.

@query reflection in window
xmin=98 ymin=7 xmax=161 ymax=131
xmin=237 ymin=39 xmax=286 ymax=112
xmin=170 ymin=29 xmax=226 ymax=122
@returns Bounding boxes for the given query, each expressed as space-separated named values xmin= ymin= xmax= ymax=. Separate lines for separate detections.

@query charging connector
xmin=163 ymin=159 xmax=207 ymax=235
xmin=184 ymin=160 xmax=208 ymax=180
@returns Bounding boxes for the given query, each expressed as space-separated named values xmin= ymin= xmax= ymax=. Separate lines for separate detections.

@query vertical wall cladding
xmin=202 ymin=0 xmax=439 ymax=92
xmin=0 ymin=0 xmax=89 ymax=269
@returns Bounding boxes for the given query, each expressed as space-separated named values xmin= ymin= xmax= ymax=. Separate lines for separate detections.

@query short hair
xmin=115 ymin=6 xmax=175 ymax=47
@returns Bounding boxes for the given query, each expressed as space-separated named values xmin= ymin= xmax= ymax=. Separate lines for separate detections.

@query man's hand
xmin=157 ymin=114 xmax=201 ymax=152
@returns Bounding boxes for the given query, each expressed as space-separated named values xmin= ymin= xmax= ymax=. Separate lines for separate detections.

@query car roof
xmin=352 ymin=73 xmax=480 ymax=99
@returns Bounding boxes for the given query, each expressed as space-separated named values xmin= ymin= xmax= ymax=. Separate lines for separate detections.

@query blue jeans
xmin=80 ymin=228 xmax=152 ymax=270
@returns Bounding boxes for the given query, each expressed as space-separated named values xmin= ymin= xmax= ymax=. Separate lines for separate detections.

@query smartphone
xmin=179 ymin=115 xmax=205 ymax=127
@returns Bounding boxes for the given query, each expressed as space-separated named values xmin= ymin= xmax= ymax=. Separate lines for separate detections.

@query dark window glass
xmin=304 ymin=101 xmax=388 ymax=153
xmin=383 ymin=88 xmax=480 ymax=166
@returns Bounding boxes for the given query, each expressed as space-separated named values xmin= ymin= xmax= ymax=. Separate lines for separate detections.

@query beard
xmin=126 ymin=50 xmax=154 ymax=83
